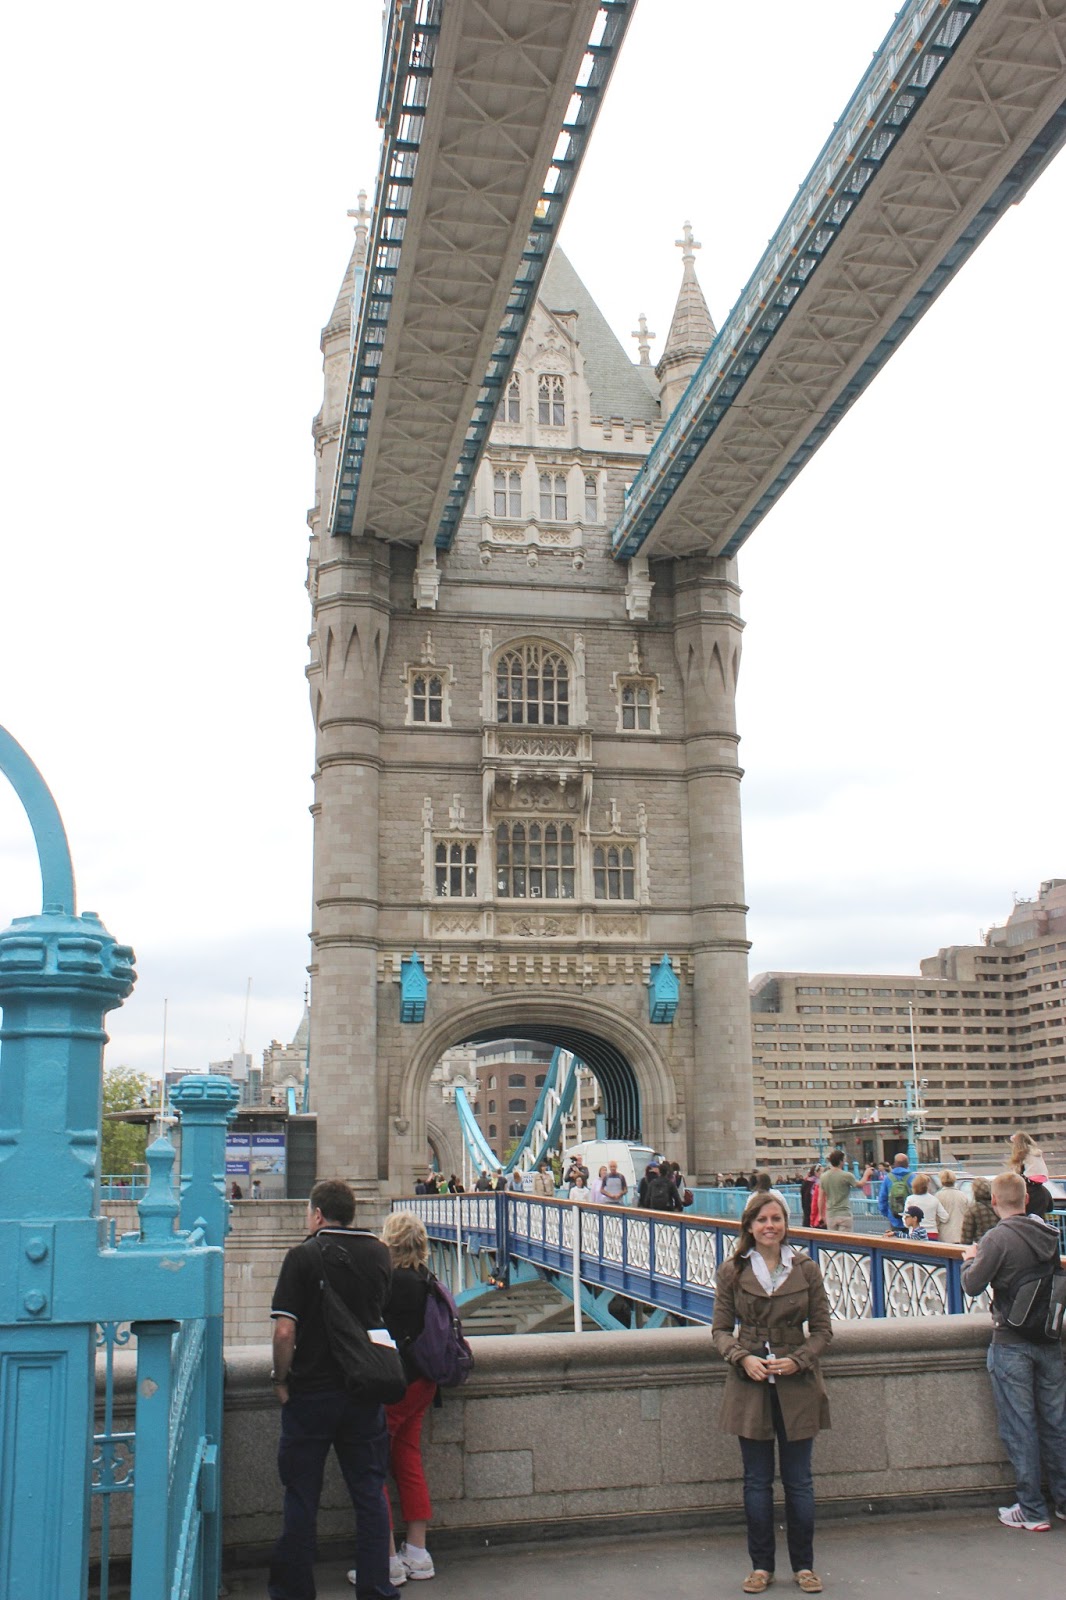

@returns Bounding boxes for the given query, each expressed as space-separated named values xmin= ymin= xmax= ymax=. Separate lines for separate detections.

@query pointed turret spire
xmin=324 ymin=190 xmax=370 ymax=341
xmin=656 ymin=220 xmax=717 ymax=416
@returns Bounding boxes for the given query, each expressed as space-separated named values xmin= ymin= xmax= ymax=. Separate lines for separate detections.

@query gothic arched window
xmin=593 ymin=844 xmax=636 ymax=901
xmin=496 ymin=643 xmax=569 ymax=725
xmin=501 ymin=374 xmax=521 ymax=423
xmin=538 ymin=472 xmax=567 ymax=521
xmin=616 ymin=675 xmax=658 ymax=733
xmin=496 ymin=820 xmax=576 ymax=899
xmin=584 ymin=474 xmax=598 ymax=522
xmin=410 ymin=673 xmax=444 ymax=724
xmin=493 ymin=469 xmax=522 ymax=518
xmin=538 ymin=374 xmax=565 ymax=427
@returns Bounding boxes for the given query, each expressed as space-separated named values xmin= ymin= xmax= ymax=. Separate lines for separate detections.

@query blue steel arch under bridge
xmin=450 ymin=1033 xmax=643 ymax=1177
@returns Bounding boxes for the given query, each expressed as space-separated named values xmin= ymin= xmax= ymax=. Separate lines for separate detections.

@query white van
xmin=564 ymin=1140 xmax=662 ymax=1203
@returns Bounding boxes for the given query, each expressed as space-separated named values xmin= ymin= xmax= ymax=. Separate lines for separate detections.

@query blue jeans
xmin=738 ymin=1388 xmax=815 ymax=1574
xmin=269 ymin=1389 xmax=400 ymax=1600
xmin=986 ymin=1340 xmax=1066 ymax=1523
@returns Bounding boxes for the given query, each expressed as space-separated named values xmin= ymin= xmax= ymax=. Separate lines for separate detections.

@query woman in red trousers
xmin=348 ymin=1211 xmax=437 ymax=1588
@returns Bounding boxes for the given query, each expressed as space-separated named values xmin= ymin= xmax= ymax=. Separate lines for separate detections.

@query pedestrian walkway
xmin=222 ymin=1505 xmax=1064 ymax=1599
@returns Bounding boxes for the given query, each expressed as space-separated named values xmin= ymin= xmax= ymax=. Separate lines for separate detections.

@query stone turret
xmin=655 ymin=221 xmax=717 ymax=418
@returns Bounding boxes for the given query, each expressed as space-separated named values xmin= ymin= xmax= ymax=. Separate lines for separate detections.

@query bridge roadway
xmin=227 ymin=1507 xmax=1064 ymax=1597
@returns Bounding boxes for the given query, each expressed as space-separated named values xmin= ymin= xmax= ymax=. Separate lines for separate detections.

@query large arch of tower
xmin=306 ymin=230 xmax=755 ymax=1200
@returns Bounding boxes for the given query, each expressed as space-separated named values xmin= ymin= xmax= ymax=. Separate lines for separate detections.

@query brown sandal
xmin=742 ymin=1575 xmax=775 ymax=1594
xmin=794 ymin=1573 xmax=823 ymax=1594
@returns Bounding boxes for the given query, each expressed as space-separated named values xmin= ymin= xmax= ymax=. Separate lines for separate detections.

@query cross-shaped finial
xmin=675 ymin=220 xmax=701 ymax=264
xmin=347 ymin=189 xmax=370 ymax=264
xmin=631 ymin=312 xmax=655 ymax=367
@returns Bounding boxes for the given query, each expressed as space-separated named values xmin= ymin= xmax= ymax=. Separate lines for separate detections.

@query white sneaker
xmin=347 ymin=1555 xmax=408 ymax=1587
xmin=399 ymin=1541 xmax=435 ymax=1580
xmin=997 ymin=1503 xmax=1050 ymax=1532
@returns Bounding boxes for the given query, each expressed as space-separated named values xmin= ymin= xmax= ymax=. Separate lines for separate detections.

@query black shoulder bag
xmin=315 ymin=1239 xmax=407 ymax=1403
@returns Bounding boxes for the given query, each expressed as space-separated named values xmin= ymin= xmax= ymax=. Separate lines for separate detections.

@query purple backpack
xmin=407 ymin=1271 xmax=474 ymax=1387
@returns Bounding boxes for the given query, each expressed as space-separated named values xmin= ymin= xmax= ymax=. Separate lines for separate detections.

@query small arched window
xmin=493 ymin=469 xmax=522 ymax=517
xmin=502 ymin=374 xmax=521 ymax=423
xmin=538 ymin=374 xmax=565 ymax=427
xmin=538 ymin=472 xmax=567 ymax=520
xmin=410 ymin=673 xmax=444 ymax=723
xmin=593 ymin=844 xmax=636 ymax=900
xmin=496 ymin=643 xmax=569 ymax=725
xmin=508 ymin=1098 xmax=526 ymax=1114
xmin=507 ymin=1073 xmax=526 ymax=1088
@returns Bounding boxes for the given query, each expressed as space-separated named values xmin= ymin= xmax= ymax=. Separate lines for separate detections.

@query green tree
xmin=101 ymin=1065 xmax=151 ymax=1177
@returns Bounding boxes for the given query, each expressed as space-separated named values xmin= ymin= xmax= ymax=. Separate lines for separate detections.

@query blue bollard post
xmin=0 ymin=728 xmax=136 ymax=1600
xmin=170 ymin=1073 xmax=240 ymax=1600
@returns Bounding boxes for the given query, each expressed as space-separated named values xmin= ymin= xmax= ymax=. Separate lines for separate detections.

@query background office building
xmin=750 ymin=879 xmax=1066 ymax=1169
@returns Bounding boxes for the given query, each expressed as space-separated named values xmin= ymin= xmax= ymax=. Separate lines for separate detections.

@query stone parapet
xmin=213 ymin=1318 xmax=1008 ymax=1562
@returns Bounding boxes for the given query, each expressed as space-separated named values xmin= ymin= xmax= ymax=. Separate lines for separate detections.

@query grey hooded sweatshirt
xmin=960 ymin=1213 xmax=1062 ymax=1344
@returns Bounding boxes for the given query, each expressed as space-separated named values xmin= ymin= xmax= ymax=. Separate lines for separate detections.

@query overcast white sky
xmin=1 ymin=2 xmax=1063 ymax=1080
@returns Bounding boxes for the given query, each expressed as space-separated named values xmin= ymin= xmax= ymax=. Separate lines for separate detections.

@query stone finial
xmin=420 ymin=631 xmax=435 ymax=666
xmin=347 ymin=189 xmax=370 ymax=267
xmin=631 ymin=312 xmax=656 ymax=367
xmin=676 ymin=220 xmax=701 ymax=265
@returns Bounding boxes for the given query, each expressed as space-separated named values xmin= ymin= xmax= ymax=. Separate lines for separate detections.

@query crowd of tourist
xmin=265 ymin=1131 xmax=1063 ymax=1598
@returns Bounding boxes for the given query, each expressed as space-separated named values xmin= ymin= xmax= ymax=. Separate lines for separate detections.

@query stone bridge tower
xmin=306 ymin=225 xmax=754 ymax=1199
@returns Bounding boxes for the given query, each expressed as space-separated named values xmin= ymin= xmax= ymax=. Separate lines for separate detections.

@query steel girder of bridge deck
xmin=612 ymin=0 xmax=1066 ymax=564
xmin=329 ymin=0 xmax=637 ymax=549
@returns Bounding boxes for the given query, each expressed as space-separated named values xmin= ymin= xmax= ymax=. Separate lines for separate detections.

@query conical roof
xmin=540 ymin=249 xmax=660 ymax=426
xmin=291 ymin=1004 xmax=310 ymax=1052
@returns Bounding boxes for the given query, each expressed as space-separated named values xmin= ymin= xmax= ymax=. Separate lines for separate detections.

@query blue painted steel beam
xmin=453 ymin=1083 xmax=502 ymax=1174
xmin=611 ymin=0 xmax=1001 ymax=562
xmin=504 ymin=1046 xmax=579 ymax=1173
xmin=433 ymin=0 xmax=638 ymax=551
xmin=719 ymin=96 xmax=1066 ymax=557
xmin=327 ymin=0 xmax=637 ymax=544
xmin=330 ymin=0 xmax=442 ymax=537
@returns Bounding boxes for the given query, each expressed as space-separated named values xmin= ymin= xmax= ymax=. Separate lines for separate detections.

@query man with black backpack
xmin=269 ymin=1179 xmax=401 ymax=1600
xmin=961 ymin=1171 xmax=1066 ymax=1533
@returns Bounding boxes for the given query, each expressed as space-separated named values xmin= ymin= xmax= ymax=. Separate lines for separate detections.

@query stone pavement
xmin=222 ymin=1505 xmax=1065 ymax=1599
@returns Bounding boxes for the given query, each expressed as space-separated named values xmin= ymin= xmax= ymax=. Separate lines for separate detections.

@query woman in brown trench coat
xmin=711 ymin=1192 xmax=832 ymax=1594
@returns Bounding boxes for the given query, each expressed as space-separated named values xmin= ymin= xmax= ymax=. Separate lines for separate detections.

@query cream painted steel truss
xmin=330 ymin=0 xmax=635 ymax=547
xmin=613 ymin=0 xmax=1066 ymax=562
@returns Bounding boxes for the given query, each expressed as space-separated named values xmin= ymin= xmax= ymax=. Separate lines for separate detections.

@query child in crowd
xmin=903 ymin=1203 xmax=928 ymax=1242
xmin=1008 ymin=1131 xmax=1049 ymax=1184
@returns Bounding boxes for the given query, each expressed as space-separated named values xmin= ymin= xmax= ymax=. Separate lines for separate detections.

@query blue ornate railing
xmin=393 ymin=1192 xmax=992 ymax=1328
xmin=0 ymin=727 xmax=238 ymax=1600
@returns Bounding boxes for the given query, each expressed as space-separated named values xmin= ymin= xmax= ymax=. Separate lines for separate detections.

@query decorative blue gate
xmin=0 ymin=726 xmax=237 ymax=1600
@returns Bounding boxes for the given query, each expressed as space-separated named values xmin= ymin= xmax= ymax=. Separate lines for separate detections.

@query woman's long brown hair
xmin=734 ymin=1192 xmax=790 ymax=1258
